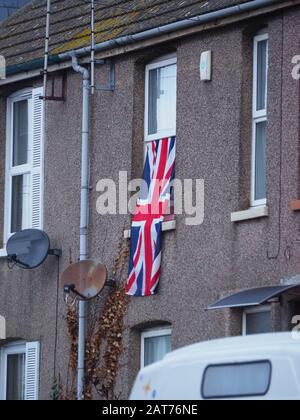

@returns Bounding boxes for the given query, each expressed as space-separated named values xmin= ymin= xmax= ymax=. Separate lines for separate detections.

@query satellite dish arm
xmin=7 ymin=254 xmax=31 ymax=269
xmin=63 ymin=284 xmax=87 ymax=300
xmin=48 ymin=249 xmax=62 ymax=257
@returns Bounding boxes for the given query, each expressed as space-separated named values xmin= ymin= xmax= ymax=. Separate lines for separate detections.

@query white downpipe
xmin=42 ymin=0 xmax=51 ymax=240
xmin=71 ymin=52 xmax=90 ymax=400
xmin=91 ymin=0 xmax=95 ymax=95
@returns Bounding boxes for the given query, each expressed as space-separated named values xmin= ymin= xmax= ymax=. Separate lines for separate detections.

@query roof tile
xmin=0 ymin=0 xmax=258 ymax=68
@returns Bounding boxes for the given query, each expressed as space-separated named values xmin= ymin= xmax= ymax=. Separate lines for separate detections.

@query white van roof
xmin=164 ymin=333 xmax=300 ymax=363
xmin=131 ymin=333 xmax=300 ymax=400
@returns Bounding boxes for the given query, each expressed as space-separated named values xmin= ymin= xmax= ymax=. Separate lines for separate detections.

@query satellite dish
xmin=61 ymin=260 xmax=108 ymax=301
xmin=7 ymin=229 xmax=51 ymax=269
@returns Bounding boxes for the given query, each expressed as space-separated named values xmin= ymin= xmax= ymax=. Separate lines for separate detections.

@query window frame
xmin=0 ymin=342 xmax=26 ymax=401
xmin=242 ymin=304 xmax=272 ymax=336
xmin=251 ymin=33 xmax=269 ymax=207
xmin=4 ymin=89 xmax=33 ymax=242
xmin=140 ymin=327 xmax=172 ymax=368
xmin=144 ymin=57 xmax=177 ymax=143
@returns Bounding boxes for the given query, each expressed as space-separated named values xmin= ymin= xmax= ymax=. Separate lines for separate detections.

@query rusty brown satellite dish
xmin=61 ymin=260 xmax=107 ymax=300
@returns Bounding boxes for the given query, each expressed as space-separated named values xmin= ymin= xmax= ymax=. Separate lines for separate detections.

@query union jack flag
xmin=126 ymin=137 xmax=176 ymax=297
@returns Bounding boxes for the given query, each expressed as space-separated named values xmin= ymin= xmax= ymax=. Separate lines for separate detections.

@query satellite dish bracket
xmin=48 ymin=248 xmax=62 ymax=257
xmin=105 ymin=279 xmax=116 ymax=288
xmin=63 ymin=277 xmax=114 ymax=302
xmin=64 ymin=284 xmax=86 ymax=300
xmin=7 ymin=254 xmax=30 ymax=269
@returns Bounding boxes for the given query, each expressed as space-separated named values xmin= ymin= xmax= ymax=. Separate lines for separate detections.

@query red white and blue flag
xmin=126 ymin=137 xmax=176 ymax=297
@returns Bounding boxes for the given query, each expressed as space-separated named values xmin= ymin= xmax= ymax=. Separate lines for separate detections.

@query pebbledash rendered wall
xmin=0 ymin=6 xmax=300 ymax=399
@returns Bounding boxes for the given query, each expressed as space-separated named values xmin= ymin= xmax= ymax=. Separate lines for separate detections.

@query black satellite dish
xmin=6 ymin=229 xmax=61 ymax=270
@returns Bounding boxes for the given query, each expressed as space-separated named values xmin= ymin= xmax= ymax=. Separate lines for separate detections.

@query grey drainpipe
xmin=59 ymin=0 xmax=279 ymax=60
xmin=70 ymin=52 xmax=90 ymax=400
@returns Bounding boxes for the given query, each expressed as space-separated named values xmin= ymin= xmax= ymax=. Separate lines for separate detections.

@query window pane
xmin=6 ymin=353 xmax=25 ymax=401
xmin=148 ymin=69 xmax=158 ymax=135
xmin=202 ymin=362 xmax=271 ymax=399
xmin=256 ymin=40 xmax=268 ymax=112
xmin=144 ymin=334 xmax=171 ymax=367
xmin=246 ymin=311 xmax=272 ymax=335
xmin=11 ymin=175 xmax=23 ymax=233
xmin=255 ymin=120 xmax=267 ymax=201
xmin=13 ymin=100 xmax=28 ymax=167
xmin=148 ymin=64 xmax=176 ymax=137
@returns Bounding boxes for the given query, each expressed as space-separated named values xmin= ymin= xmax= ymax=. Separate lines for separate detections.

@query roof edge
xmin=59 ymin=0 xmax=279 ymax=60
xmin=2 ymin=0 xmax=295 ymax=80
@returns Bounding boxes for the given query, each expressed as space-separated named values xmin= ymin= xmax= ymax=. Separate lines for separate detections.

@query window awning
xmin=207 ymin=285 xmax=300 ymax=310
xmin=0 ymin=315 xmax=6 ymax=340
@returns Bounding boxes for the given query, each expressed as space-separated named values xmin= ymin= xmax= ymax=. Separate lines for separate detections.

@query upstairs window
xmin=251 ymin=34 xmax=269 ymax=207
xmin=4 ymin=88 xmax=44 ymax=246
xmin=145 ymin=57 xmax=177 ymax=142
xmin=10 ymin=97 xmax=30 ymax=234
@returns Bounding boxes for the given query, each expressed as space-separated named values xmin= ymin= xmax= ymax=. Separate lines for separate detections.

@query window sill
xmin=231 ymin=205 xmax=268 ymax=223
xmin=124 ymin=220 xmax=177 ymax=239
xmin=0 ymin=249 xmax=7 ymax=258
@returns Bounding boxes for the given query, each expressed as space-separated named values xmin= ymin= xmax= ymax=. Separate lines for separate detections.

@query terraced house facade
xmin=0 ymin=0 xmax=300 ymax=400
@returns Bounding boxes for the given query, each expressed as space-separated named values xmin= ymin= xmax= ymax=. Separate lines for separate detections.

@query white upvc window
xmin=0 ymin=342 xmax=40 ymax=400
xmin=141 ymin=327 xmax=172 ymax=368
xmin=3 ymin=87 xmax=44 ymax=248
xmin=251 ymin=34 xmax=269 ymax=207
xmin=242 ymin=305 xmax=272 ymax=336
xmin=145 ymin=56 xmax=177 ymax=142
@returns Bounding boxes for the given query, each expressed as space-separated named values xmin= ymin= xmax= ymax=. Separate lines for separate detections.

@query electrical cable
xmin=53 ymin=255 xmax=60 ymax=378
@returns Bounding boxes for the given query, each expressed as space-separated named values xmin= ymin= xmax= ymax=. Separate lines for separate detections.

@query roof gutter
xmin=1 ymin=0 xmax=285 ymax=78
xmin=59 ymin=0 xmax=280 ymax=61
xmin=5 ymin=55 xmax=61 ymax=77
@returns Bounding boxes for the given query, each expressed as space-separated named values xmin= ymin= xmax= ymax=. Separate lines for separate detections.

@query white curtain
xmin=144 ymin=334 xmax=171 ymax=366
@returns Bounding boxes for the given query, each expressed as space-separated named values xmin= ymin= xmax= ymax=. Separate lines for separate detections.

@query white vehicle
xmin=130 ymin=333 xmax=300 ymax=400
